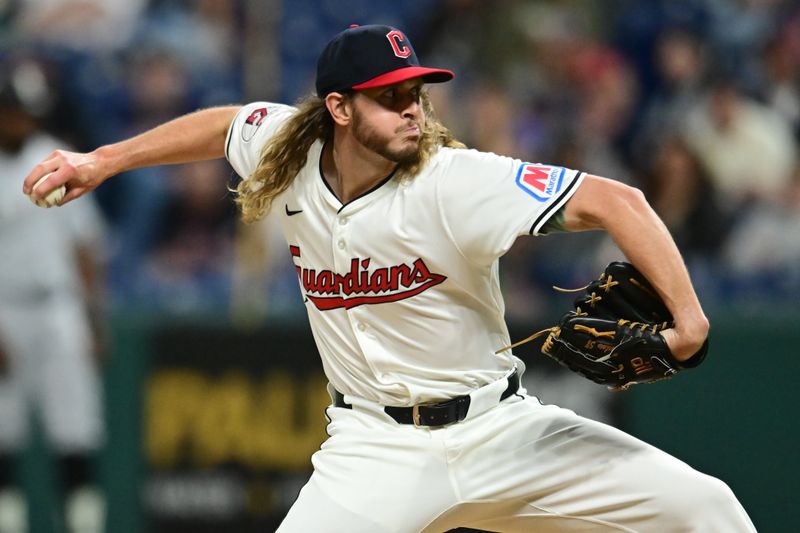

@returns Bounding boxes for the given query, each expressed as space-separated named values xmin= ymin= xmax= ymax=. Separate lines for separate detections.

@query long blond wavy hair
xmin=234 ymin=90 xmax=466 ymax=223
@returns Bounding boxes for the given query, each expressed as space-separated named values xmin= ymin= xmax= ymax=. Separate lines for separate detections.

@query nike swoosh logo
xmin=285 ymin=204 xmax=303 ymax=216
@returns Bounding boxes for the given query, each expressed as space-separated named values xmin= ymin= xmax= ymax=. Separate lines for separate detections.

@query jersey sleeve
xmin=437 ymin=149 xmax=585 ymax=265
xmin=224 ymin=102 xmax=297 ymax=179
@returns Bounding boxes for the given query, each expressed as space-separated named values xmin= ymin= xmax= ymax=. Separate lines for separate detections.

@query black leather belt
xmin=333 ymin=370 xmax=520 ymax=427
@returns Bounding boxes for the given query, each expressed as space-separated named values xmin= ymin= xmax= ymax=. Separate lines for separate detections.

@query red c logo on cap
xmin=386 ymin=30 xmax=411 ymax=58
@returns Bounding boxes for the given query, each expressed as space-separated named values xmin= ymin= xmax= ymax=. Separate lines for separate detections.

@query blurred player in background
xmin=0 ymin=56 xmax=106 ymax=533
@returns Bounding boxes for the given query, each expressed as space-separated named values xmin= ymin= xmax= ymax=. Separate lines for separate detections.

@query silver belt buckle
xmin=412 ymin=404 xmax=422 ymax=427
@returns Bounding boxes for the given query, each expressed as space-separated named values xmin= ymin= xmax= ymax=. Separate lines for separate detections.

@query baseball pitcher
xmin=23 ymin=25 xmax=754 ymax=532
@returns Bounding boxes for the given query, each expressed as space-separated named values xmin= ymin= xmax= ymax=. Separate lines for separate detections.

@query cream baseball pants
xmin=278 ymin=380 xmax=755 ymax=532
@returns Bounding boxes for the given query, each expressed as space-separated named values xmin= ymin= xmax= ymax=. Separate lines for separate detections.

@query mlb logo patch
xmin=515 ymin=164 xmax=566 ymax=202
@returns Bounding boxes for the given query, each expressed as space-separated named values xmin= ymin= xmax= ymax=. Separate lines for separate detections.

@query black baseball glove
xmin=524 ymin=262 xmax=708 ymax=390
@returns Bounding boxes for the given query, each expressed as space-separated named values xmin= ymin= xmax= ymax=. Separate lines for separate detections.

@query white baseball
xmin=29 ymin=173 xmax=66 ymax=208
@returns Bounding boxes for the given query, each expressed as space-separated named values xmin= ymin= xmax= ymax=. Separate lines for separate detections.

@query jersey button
xmin=337 ymin=239 xmax=346 ymax=249
xmin=339 ymin=217 xmax=348 ymax=225
xmin=357 ymin=323 xmax=366 ymax=331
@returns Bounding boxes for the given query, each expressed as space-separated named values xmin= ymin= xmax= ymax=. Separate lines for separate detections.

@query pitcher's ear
xmin=325 ymin=92 xmax=353 ymax=126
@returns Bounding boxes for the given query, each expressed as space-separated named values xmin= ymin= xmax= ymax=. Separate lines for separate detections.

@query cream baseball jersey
xmin=225 ymin=102 xmax=585 ymax=406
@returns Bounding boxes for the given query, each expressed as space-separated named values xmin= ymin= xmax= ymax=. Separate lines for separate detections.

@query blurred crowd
xmin=417 ymin=0 xmax=800 ymax=318
xmin=1 ymin=0 xmax=799 ymax=322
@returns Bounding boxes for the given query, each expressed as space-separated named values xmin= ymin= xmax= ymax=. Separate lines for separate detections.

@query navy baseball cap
xmin=316 ymin=24 xmax=454 ymax=97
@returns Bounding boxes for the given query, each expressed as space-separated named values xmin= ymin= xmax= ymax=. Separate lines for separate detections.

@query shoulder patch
xmin=241 ymin=107 xmax=269 ymax=142
xmin=515 ymin=163 xmax=566 ymax=202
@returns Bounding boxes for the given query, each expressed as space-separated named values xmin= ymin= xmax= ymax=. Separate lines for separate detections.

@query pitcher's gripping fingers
xmin=23 ymin=150 xmax=105 ymax=206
